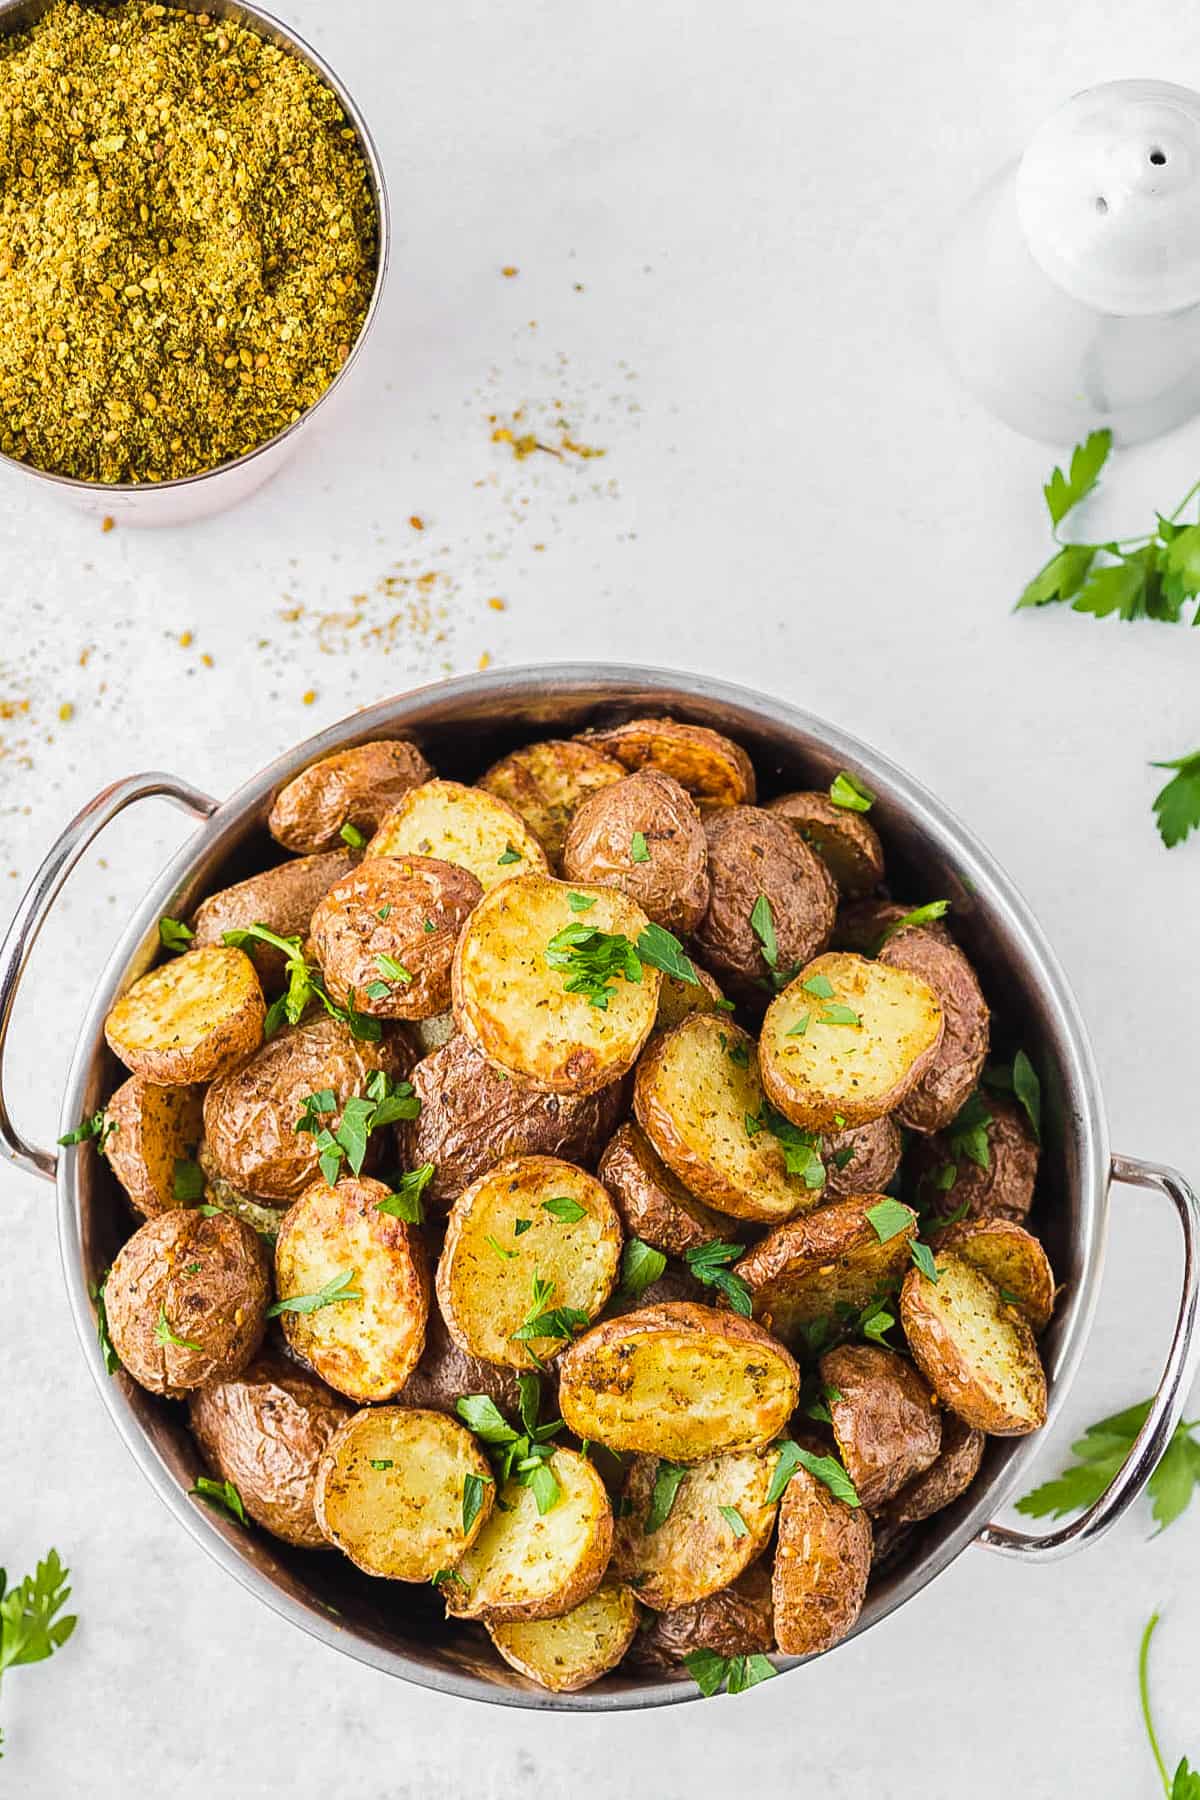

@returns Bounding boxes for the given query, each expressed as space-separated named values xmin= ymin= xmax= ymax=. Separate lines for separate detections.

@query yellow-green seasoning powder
xmin=0 ymin=2 xmax=378 ymax=483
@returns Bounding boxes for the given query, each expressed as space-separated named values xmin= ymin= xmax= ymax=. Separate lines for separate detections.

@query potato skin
xmin=936 ymin=1218 xmax=1055 ymax=1331
xmin=832 ymin=900 xmax=953 ymax=956
xmin=558 ymin=1301 xmax=801 ymax=1461
xmin=654 ymin=961 xmax=727 ymax=1032
xmin=394 ymin=1303 xmax=525 ymax=1416
xmin=877 ymin=930 xmax=989 ymax=1133
xmin=900 ymin=1254 xmax=1048 ymax=1436
xmin=188 ymin=1352 xmax=352 ymax=1548
xmin=274 ymin=1176 xmax=430 ymax=1402
xmin=561 ymin=770 xmax=710 ymax=935
xmin=734 ymin=1195 xmax=917 ymax=1348
xmin=479 ymin=738 xmax=626 ymax=864
xmin=102 ymin=1077 xmax=204 ymax=1220
xmin=577 ymin=717 xmax=756 ymax=810
xmin=693 ymin=807 xmax=837 ymax=994
xmin=104 ymin=945 xmax=265 ymax=1085
xmin=772 ymin=1463 xmax=872 ymax=1657
xmin=630 ymin=1563 xmax=775 ymax=1668
xmin=202 ymin=1013 xmax=412 ymax=1205
xmin=820 ymin=1343 xmax=942 ymax=1512
xmin=881 ymin=1413 xmax=985 ymax=1528
xmin=191 ymin=851 xmax=357 ymax=986
xmin=401 ymin=1034 xmax=627 ymax=1210
xmin=310 ymin=854 xmax=482 ymax=1020
xmin=105 ymin=1210 xmax=269 ymax=1398
xmin=907 ymin=1094 xmax=1039 ymax=1227
xmin=598 ymin=1122 xmax=730 ymax=1258
xmin=820 ymin=1115 xmax=902 ymax=1201
xmin=268 ymin=740 xmax=433 ymax=853
xmin=487 ymin=1583 xmax=640 ymax=1692
xmin=768 ymin=792 xmax=885 ymax=899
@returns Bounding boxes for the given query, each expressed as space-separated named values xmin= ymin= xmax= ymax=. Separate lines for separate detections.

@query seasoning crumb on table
xmin=0 ymin=0 xmax=377 ymax=485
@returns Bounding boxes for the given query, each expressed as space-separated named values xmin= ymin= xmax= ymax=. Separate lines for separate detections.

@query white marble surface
xmin=2 ymin=0 xmax=1199 ymax=1792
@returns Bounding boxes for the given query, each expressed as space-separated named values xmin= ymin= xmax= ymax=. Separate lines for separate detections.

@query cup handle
xmin=977 ymin=1153 xmax=1200 ymax=1560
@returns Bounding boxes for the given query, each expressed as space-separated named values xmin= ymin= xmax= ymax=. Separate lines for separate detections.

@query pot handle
xmin=978 ymin=1152 xmax=1200 ymax=1560
xmin=0 ymin=772 xmax=218 ymax=1183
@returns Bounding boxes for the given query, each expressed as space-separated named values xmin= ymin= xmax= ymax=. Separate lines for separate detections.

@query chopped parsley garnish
xmin=749 ymin=893 xmax=798 ymax=991
xmin=718 ymin=1504 xmax=749 ymax=1538
xmin=158 ymin=915 xmax=194 ymax=952
xmin=172 ymin=1158 xmax=205 ymax=1203
xmin=630 ymin=831 xmax=650 ymax=863
xmin=765 ymin=1439 xmax=860 ymax=1508
xmin=486 ymin=1234 xmax=519 ymax=1261
xmin=431 ymin=1568 xmax=467 ymax=1590
xmin=57 ymin=1110 xmax=115 ymax=1152
xmin=455 ymin=1385 xmax=565 ymax=1514
xmin=613 ymin=1237 xmax=667 ymax=1305
xmin=544 ymin=918 xmax=697 ymax=1007
xmin=982 ymin=1050 xmax=1042 ymax=1142
xmin=191 ymin=1476 xmax=246 ymax=1524
xmin=510 ymin=1273 xmax=590 ymax=1351
xmin=375 ymin=953 xmax=412 ymax=986
xmin=683 ymin=1649 xmax=776 ymax=1698
xmin=945 ymin=1091 xmax=993 ymax=1170
xmin=874 ymin=898 xmax=951 ymax=951
xmin=339 ymin=823 xmax=366 ymax=850
xmin=154 ymin=1304 xmax=202 ymax=1352
xmin=294 ymin=1072 xmax=419 ymax=1185
xmin=684 ymin=1241 xmax=752 ymax=1316
xmin=267 ymin=1268 xmax=361 ymax=1318
xmin=542 ymin=1195 xmax=587 ymax=1223
xmin=644 ymin=1461 xmax=689 ymax=1533
xmin=865 ymin=1198 xmax=912 ymax=1243
xmin=635 ymin=921 xmax=699 ymax=985
xmin=89 ymin=1273 xmax=118 ymax=1375
xmin=802 ymin=973 xmax=834 ymax=998
xmin=514 ymin=1218 xmax=533 ymax=1237
xmin=819 ymin=1002 xmax=860 ymax=1026
xmin=461 ymin=1472 xmax=493 ymax=1535
xmin=375 ymin=1163 xmax=436 ymax=1223
xmin=497 ymin=844 xmax=523 ymax=866
xmin=566 ymin=891 xmax=597 ymax=913
xmin=829 ymin=770 xmax=875 ymax=812
xmin=909 ymin=1240 xmax=939 ymax=1282
xmin=761 ymin=1103 xmax=826 ymax=1190
xmin=785 ymin=1013 xmax=810 ymax=1037
xmin=222 ymin=921 xmax=381 ymax=1042
xmin=369 ymin=1459 xmax=394 ymax=1472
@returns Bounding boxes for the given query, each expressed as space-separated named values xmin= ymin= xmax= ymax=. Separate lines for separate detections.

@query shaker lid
xmin=1016 ymin=79 xmax=1200 ymax=315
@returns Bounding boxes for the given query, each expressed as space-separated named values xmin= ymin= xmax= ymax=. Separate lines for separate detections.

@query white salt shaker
xmin=940 ymin=79 xmax=1200 ymax=444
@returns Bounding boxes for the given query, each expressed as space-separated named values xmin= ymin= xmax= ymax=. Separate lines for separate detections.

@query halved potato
xmin=772 ymin=1462 xmax=872 ymax=1656
xmin=558 ymin=1301 xmax=801 ymax=1461
xmin=878 ymin=931 xmax=989 ymax=1133
xmin=479 ymin=739 xmax=627 ymax=863
xmin=820 ymin=1115 xmax=902 ymax=1201
xmin=820 ymin=1343 xmax=942 ymax=1511
xmin=104 ymin=945 xmax=265 ymax=1085
xmin=443 ymin=1447 xmax=613 ymax=1623
xmin=734 ymin=1195 xmax=916 ymax=1348
xmin=611 ymin=1449 xmax=776 ymax=1609
xmin=936 ymin=1218 xmax=1055 ymax=1331
xmin=313 ymin=1405 xmax=493 ymax=1579
xmin=561 ymin=770 xmax=710 ymax=936
xmin=452 ymin=873 xmax=660 ymax=1094
xmin=631 ymin=1564 xmax=774 ymax=1668
xmin=268 ymin=740 xmax=433 ymax=853
xmin=655 ymin=961 xmax=728 ymax=1031
xmin=395 ymin=1304 xmax=525 ymax=1417
xmin=598 ymin=1122 xmax=730 ymax=1258
xmin=367 ymin=778 xmax=549 ymax=890
xmin=435 ymin=1156 xmax=622 ymax=1369
xmin=881 ymin=1412 xmax=985 ymax=1527
xmin=633 ymin=1015 xmax=813 ymax=1223
xmin=693 ymin=806 xmax=837 ymax=994
xmin=768 ymin=792 xmax=885 ymax=899
xmin=487 ymin=1583 xmax=639 ymax=1692
xmin=899 ymin=1252 xmax=1047 ymax=1435
xmin=102 ymin=1076 xmax=204 ymax=1219
xmin=577 ymin=717 xmax=756 ymax=809
xmin=831 ymin=899 xmax=953 ymax=956
xmin=274 ymin=1176 xmax=430 ymax=1402
xmin=759 ymin=951 xmax=943 ymax=1130
xmin=908 ymin=1094 xmax=1039 ymax=1228
xmin=309 ymin=854 xmax=482 ymax=1020
xmin=190 ymin=850 xmax=357 ymax=985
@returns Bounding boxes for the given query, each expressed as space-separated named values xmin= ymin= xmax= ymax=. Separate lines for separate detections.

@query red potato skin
xmin=268 ymin=741 xmax=434 ymax=853
xmin=907 ymin=1094 xmax=1039 ymax=1228
xmin=693 ymin=807 xmax=837 ymax=994
xmin=819 ymin=1343 xmax=942 ymax=1511
xmin=191 ymin=851 xmax=357 ymax=987
xmin=877 ymin=931 xmax=989 ymax=1133
xmin=561 ymin=769 xmax=710 ymax=936
xmin=310 ymin=854 xmax=482 ymax=1020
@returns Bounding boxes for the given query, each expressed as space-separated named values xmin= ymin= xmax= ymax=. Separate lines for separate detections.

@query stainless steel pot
xmin=0 ymin=0 xmax=390 ymax=527
xmin=2 ymin=663 xmax=1198 ymax=1711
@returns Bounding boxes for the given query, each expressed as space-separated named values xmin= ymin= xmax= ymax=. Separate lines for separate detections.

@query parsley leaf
xmin=718 ymin=1504 xmax=749 ymax=1538
xmin=766 ymin=1439 xmax=860 ymax=1508
xmin=172 ymin=1157 xmax=204 ymax=1202
xmin=374 ymin=1163 xmax=435 ymax=1223
xmin=613 ymin=1237 xmax=667 ymax=1305
xmin=684 ymin=1241 xmax=752 ymax=1316
xmin=267 ymin=1268 xmax=361 ymax=1318
xmin=223 ymin=921 xmax=382 ymax=1041
xmin=566 ymin=891 xmax=597 ymax=913
xmin=1016 ymin=1398 xmax=1200 ymax=1533
xmin=456 ymin=1389 xmax=564 ymax=1513
xmin=630 ymin=831 xmax=650 ymax=863
xmin=802 ymin=973 xmax=834 ymax=998
xmin=683 ymin=1649 xmax=776 ymax=1698
xmin=644 ymin=1461 xmax=689 ymax=1533
xmin=294 ymin=1076 xmax=418 ymax=1186
xmin=635 ymin=920 xmax=699 ymax=986
xmin=158 ymin=915 xmax=194 ymax=952
xmin=89 ymin=1274 xmax=118 ymax=1375
xmin=339 ymin=822 xmax=366 ymax=849
xmin=829 ymin=770 xmax=874 ymax=812
xmin=946 ymin=1090 xmax=992 ymax=1169
xmin=981 ymin=1050 xmax=1041 ymax=1141
xmin=542 ymin=1195 xmax=587 ymax=1223
xmin=865 ymin=1198 xmax=912 ymax=1243
xmin=462 ymin=1472 xmax=493 ymax=1535
xmin=1152 ymin=750 xmax=1200 ymax=849
xmin=57 ymin=1110 xmax=115 ymax=1151
xmin=497 ymin=844 xmax=523 ymax=866
xmin=761 ymin=1103 xmax=826 ymax=1190
xmin=1043 ymin=428 xmax=1112 ymax=528
xmin=375 ymin=953 xmax=412 ymax=986
xmin=874 ymin=899 xmax=950 ymax=949
xmin=544 ymin=922 xmax=643 ymax=1009
xmin=191 ymin=1476 xmax=247 ymax=1525
xmin=154 ymin=1303 xmax=202 ymax=1352
xmin=510 ymin=1272 xmax=590 ymax=1348
xmin=1016 ymin=543 xmax=1098 ymax=611
xmin=909 ymin=1239 xmax=939 ymax=1282
xmin=0 ymin=1549 xmax=77 ymax=1752
xmin=456 ymin=1395 xmax=519 ymax=1445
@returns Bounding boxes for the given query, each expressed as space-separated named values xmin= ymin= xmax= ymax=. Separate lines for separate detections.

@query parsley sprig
xmin=644 ymin=1460 xmax=689 ymax=1532
xmin=684 ymin=1241 xmax=752 ymax=1316
xmin=57 ymin=1110 xmax=115 ymax=1152
xmin=749 ymin=894 xmax=798 ymax=992
xmin=374 ymin=1162 xmax=435 ymax=1223
xmin=760 ymin=1102 xmax=826 ymax=1191
xmin=456 ymin=1380 xmax=565 ymax=1514
xmin=191 ymin=1476 xmax=247 ymax=1525
xmin=222 ymin=922 xmax=382 ymax=1041
xmin=1140 ymin=1614 xmax=1199 ymax=1799
xmin=0 ymin=1551 xmax=77 ymax=1758
xmin=683 ymin=1648 xmax=776 ymax=1698
xmin=267 ymin=1268 xmax=362 ymax=1318
xmin=1017 ymin=1397 xmax=1200 ymax=1534
xmin=544 ymin=916 xmax=698 ymax=1009
xmin=294 ymin=1071 xmax=420 ymax=1187
xmin=612 ymin=1237 xmax=667 ymax=1306
xmin=766 ymin=1438 xmax=861 ymax=1507
xmin=510 ymin=1273 xmax=591 ymax=1359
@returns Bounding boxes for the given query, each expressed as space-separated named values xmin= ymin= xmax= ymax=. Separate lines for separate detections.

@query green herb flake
xmin=340 ymin=823 xmax=366 ymax=850
xmin=542 ymin=1195 xmax=587 ymax=1223
xmin=567 ymin=891 xmax=597 ymax=913
xmin=375 ymin=1163 xmax=435 ymax=1223
xmin=765 ymin=1439 xmax=860 ymax=1508
xmin=819 ymin=1002 xmax=860 ymax=1026
xmin=718 ymin=1504 xmax=749 ymax=1538
xmin=497 ymin=844 xmax=523 ymax=866
xmin=644 ymin=1461 xmax=689 ymax=1533
xmin=158 ymin=915 xmax=194 ymax=952
xmin=614 ymin=1237 xmax=667 ymax=1306
xmin=57 ymin=1110 xmax=116 ymax=1152
xmin=172 ymin=1158 xmax=205 ymax=1203
xmin=154 ymin=1303 xmax=203 ymax=1353
xmin=630 ymin=831 xmax=650 ymax=863
xmin=190 ymin=1476 xmax=246 ymax=1524
xmin=486 ymin=1234 xmax=519 ymax=1262
xmin=865 ymin=1198 xmax=912 ymax=1244
xmin=785 ymin=1013 xmax=810 ymax=1037
xmin=369 ymin=1459 xmax=394 ymax=1472
xmin=909 ymin=1240 xmax=939 ymax=1282
xmin=375 ymin=953 xmax=412 ymax=985
xmin=683 ymin=1649 xmax=776 ymax=1698
xmin=684 ymin=1241 xmax=752 ymax=1316
xmin=802 ymin=973 xmax=834 ymax=998
xmin=829 ymin=771 xmax=875 ymax=812
xmin=462 ymin=1472 xmax=493 ymax=1535
xmin=89 ymin=1274 xmax=119 ymax=1375
xmin=267 ymin=1268 xmax=361 ymax=1318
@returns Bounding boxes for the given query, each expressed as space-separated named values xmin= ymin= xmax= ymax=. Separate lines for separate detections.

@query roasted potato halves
xmin=634 ymin=1015 xmax=813 ymax=1224
xmin=487 ymin=1583 xmax=639 ymax=1692
xmin=561 ymin=770 xmax=710 ymax=936
xmin=453 ymin=874 xmax=661 ymax=1094
xmin=900 ymin=1252 xmax=1047 ymax=1436
xmin=102 ymin=1076 xmax=204 ymax=1220
xmin=310 ymin=853 xmax=482 ymax=1020
xmin=772 ymin=1462 xmax=871 ymax=1657
xmin=820 ymin=1343 xmax=942 ymax=1512
xmin=759 ymin=952 xmax=943 ymax=1130
xmin=611 ymin=1449 xmax=776 ymax=1609
xmin=558 ymin=1302 xmax=800 ymax=1462
xmin=188 ymin=1352 xmax=352 ymax=1548
xmin=479 ymin=738 xmax=626 ymax=864
xmin=314 ymin=1405 xmax=494 ymax=1580
xmin=367 ymin=778 xmax=549 ymax=890
xmin=436 ymin=1156 xmax=622 ymax=1369
xmin=882 ymin=1413 xmax=985 ymax=1528
xmin=191 ymin=850 xmax=357 ymax=984
xmin=935 ymin=1218 xmax=1055 ymax=1332
xmin=693 ymin=806 xmax=837 ymax=994
xmin=768 ymin=792 xmax=885 ymax=899
xmin=735 ymin=1194 xmax=917 ymax=1348
xmin=268 ymin=740 xmax=433 ymax=853
xmin=598 ymin=1122 xmax=730 ymax=1259
xmin=274 ymin=1175 xmax=429 ymax=1402
xmin=907 ymin=1092 xmax=1039 ymax=1228
xmin=444 ymin=1447 xmax=613 ymax=1623
xmin=577 ymin=716 xmax=756 ymax=810
xmin=878 ymin=930 xmax=989 ymax=1133
xmin=104 ymin=945 xmax=265 ymax=1085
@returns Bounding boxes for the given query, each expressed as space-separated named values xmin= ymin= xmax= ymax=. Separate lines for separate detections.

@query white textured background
xmin=2 ymin=0 xmax=1199 ymax=1793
